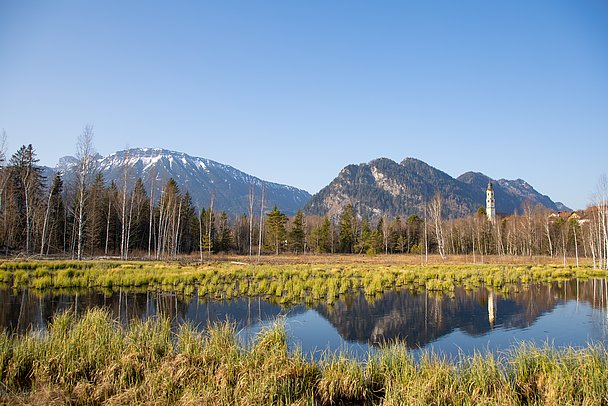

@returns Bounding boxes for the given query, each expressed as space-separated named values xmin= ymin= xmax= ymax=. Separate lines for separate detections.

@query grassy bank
xmin=1 ymin=308 xmax=606 ymax=405
xmin=1 ymin=259 xmax=606 ymax=304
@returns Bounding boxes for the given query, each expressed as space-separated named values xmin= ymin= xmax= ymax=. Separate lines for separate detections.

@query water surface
xmin=2 ymin=279 xmax=607 ymax=358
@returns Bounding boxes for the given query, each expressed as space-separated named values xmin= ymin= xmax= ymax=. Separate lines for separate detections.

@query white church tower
xmin=488 ymin=290 xmax=496 ymax=327
xmin=486 ymin=181 xmax=496 ymax=223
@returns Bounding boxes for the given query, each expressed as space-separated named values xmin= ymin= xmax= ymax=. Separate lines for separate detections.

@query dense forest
xmin=1 ymin=138 xmax=608 ymax=269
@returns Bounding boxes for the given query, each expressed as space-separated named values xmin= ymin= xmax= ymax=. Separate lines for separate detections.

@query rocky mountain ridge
xmin=53 ymin=148 xmax=311 ymax=216
xmin=50 ymin=149 xmax=569 ymax=219
xmin=304 ymin=157 xmax=569 ymax=219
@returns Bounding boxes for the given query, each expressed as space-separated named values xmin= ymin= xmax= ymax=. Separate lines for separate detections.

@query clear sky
xmin=1 ymin=1 xmax=606 ymax=210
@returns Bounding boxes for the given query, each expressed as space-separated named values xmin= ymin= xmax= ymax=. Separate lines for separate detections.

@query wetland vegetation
xmin=2 ymin=258 xmax=608 ymax=404
xmin=1 ymin=308 xmax=608 ymax=405
xmin=1 ymin=259 xmax=606 ymax=305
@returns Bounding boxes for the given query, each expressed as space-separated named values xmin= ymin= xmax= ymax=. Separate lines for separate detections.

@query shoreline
xmin=1 ymin=308 xmax=607 ymax=405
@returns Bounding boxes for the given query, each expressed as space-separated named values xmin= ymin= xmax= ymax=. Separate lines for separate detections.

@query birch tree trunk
xmin=0 ymin=130 xmax=7 ymax=216
xmin=75 ymin=126 xmax=95 ymax=260
xmin=600 ymin=185 xmax=608 ymax=270
xmin=423 ymin=203 xmax=428 ymax=264
xmin=428 ymin=193 xmax=446 ymax=259
xmin=119 ymin=153 xmax=131 ymax=260
xmin=156 ymin=191 xmax=165 ymax=259
xmin=258 ymin=186 xmax=265 ymax=261
xmin=572 ymin=220 xmax=579 ymax=268
xmin=125 ymin=189 xmax=135 ymax=259
xmin=208 ymin=192 xmax=215 ymax=259
xmin=40 ymin=181 xmax=56 ymax=256
xmin=248 ymin=185 xmax=254 ymax=258
xmin=148 ymin=170 xmax=155 ymax=258
xmin=171 ymin=199 xmax=181 ymax=258
xmin=199 ymin=208 xmax=203 ymax=262
xmin=24 ymin=169 xmax=31 ymax=253
xmin=544 ymin=217 xmax=553 ymax=257
xmin=104 ymin=194 xmax=111 ymax=256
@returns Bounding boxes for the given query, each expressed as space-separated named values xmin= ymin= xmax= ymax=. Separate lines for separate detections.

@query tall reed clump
xmin=317 ymin=352 xmax=384 ymax=404
xmin=377 ymin=344 xmax=608 ymax=405
xmin=508 ymin=343 xmax=608 ymax=405
xmin=0 ymin=310 xmax=319 ymax=405
xmin=0 ymin=309 xmax=174 ymax=404
xmin=378 ymin=346 xmax=459 ymax=405
xmin=101 ymin=318 xmax=320 ymax=405
xmin=2 ymin=310 xmax=608 ymax=405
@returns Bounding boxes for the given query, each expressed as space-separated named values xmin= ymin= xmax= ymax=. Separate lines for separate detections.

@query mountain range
xmin=50 ymin=149 xmax=569 ymax=218
xmin=53 ymin=148 xmax=311 ymax=216
xmin=303 ymin=157 xmax=570 ymax=219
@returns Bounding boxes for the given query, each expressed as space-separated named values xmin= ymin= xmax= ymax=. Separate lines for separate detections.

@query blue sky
xmin=1 ymin=1 xmax=606 ymax=210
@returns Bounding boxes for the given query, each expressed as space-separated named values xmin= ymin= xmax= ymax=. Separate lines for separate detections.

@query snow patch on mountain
xmin=55 ymin=147 xmax=311 ymax=216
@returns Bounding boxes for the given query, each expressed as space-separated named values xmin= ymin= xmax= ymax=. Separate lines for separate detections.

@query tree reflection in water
xmin=2 ymin=279 xmax=608 ymax=355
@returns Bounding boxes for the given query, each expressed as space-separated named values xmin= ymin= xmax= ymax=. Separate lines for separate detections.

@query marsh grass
xmin=1 ymin=309 xmax=607 ymax=405
xmin=1 ymin=260 xmax=607 ymax=307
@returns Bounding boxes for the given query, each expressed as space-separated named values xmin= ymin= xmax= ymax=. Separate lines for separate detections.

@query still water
xmin=2 ymin=279 xmax=608 ymax=358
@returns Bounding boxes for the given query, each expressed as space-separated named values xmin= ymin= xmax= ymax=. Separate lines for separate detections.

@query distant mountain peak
xmin=368 ymin=157 xmax=394 ymax=166
xmin=54 ymin=147 xmax=311 ymax=215
xmin=401 ymin=157 xmax=421 ymax=163
xmin=305 ymin=157 xmax=566 ymax=219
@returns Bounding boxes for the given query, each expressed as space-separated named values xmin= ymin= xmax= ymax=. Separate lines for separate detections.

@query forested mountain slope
xmin=305 ymin=157 xmax=568 ymax=219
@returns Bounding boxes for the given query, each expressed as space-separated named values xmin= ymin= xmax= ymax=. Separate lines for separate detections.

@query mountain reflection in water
xmin=1 ymin=279 xmax=608 ymax=355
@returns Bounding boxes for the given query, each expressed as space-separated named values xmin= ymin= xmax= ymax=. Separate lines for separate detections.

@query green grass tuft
xmin=2 ymin=309 xmax=608 ymax=404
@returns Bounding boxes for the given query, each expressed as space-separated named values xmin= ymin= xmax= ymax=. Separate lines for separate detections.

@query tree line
xmin=1 ymin=130 xmax=607 ymax=269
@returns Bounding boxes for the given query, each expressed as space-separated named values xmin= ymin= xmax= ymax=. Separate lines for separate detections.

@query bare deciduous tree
xmin=75 ymin=125 xmax=96 ymax=260
xmin=0 ymin=130 xmax=8 ymax=213
xmin=248 ymin=184 xmax=255 ymax=257
xmin=258 ymin=185 xmax=265 ymax=261
xmin=590 ymin=175 xmax=608 ymax=269
xmin=208 ymin=191 xmax=215 ymax=259
xmin=40 ymin=175 xmax=59 ymax=256
xmin=199 ymin=207 xmax=204 ymax=262
xmin=428 ymin=193 xmax=446 ymax=259
xmin=147 ymin=168 xmax=156 ymax=258
xmin=119 ymin=151 xmax=132 ymax=259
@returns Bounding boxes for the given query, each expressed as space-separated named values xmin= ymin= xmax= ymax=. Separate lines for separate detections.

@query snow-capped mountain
xmin=55 ymin=148 xmax=311 ymax=216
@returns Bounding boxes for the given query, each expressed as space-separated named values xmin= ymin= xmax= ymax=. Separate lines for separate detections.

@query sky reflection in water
xmin=1 ymin=279 xmax=607 ymax=359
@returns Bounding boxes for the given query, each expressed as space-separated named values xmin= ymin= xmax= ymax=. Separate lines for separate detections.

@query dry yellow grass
xmin=1 ymin=309 xmax=607 ymax=405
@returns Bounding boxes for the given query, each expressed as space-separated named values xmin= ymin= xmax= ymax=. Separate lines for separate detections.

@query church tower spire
xmin=486 ymin=181 xmax=496 ymax=223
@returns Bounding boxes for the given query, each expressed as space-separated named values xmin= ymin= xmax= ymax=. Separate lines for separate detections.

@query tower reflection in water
xmin=2 ymin=279 xmax=608 ymax=356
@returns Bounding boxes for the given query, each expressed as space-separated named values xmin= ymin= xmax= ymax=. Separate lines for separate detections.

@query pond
xmin=2 ymin=278 xmax=608 ymax=359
